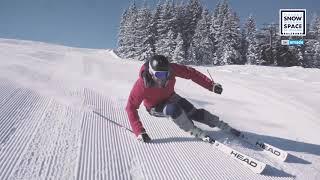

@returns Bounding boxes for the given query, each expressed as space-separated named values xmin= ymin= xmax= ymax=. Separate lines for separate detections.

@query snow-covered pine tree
xmin=155 ymin=0 xmax=175 ymax=54
xmin=229 ymin=12 xmax=242 ymax=64
xmin=191 ymin=9 xmax=212 ymax=65
xmin=173 ymin=33 xmax=185 ymax=64
xmin=209 ymin=0 xmax=240 ymax=65
xmin=210 ymin=2 xmax=222 ymax=65
xmin=301 ymin=14 xmax=320 ymax=68
xmin=296 ymin=48 xmax=304 ymax=67
xmin=305 ymin=39 xmax=320 ymax=68
xmin=171 ymin=1 xmax=183 ymax=38
xmin=315 ymin=16 xmax=320 ymax=40
xmin=156 ymin=30 xmax=176 ymax=60
xmin=188 ymin=42 xmax=197 ymax=65
xmin=239 ymin=28 xmax=248 ymax=65
xmin=183 ymin=0 xmax=203 ymax=58
xmin=150 ymin=2 xmax=162 ymax=52
xmin=312 ymin=16 xmax=320 ymax=68
xmin=170 ymin=2 xmax=187 ymax=59
xmin=117 ymin=1 xmax=138 ymax=59
xmin=136 ymin=2 xmax=154 ymax=61
xmin=117 ymin=8 xmax=128 ymax=58
xmin=244 ymin=15 xmax=259 ymax=65
xmin=220 ymin=6 xmax=241 ymax=65
xmin=255 ymin=28 xmax=266 ymax=65
xmin=314 ymin=40 xmax=320 ymax=68
xmin=310 ymin=14 xmax=320 ymax=39
xmin=201 ymin=36 xmax=215 ymax=65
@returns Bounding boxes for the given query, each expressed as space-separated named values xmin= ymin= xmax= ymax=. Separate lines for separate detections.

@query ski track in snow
xmin=76 ymin=91 xmax=293 ymax=180
xmin=0 ymin=39 xmax=319 ymax=179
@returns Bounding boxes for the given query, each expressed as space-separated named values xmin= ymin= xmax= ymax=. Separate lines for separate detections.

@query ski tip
xmin=246 ymin=160 xmax=266 ymax=174
xmin=279 ymin=152 xmax=289 ymax=162
xmin=257 ymin=163 xmax=267 ymax=174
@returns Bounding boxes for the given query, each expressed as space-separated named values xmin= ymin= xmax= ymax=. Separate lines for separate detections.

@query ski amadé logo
xmin=280 ymin=9 xmax=306 ymax=36
xmin=281 ymin=39 xmax=304 ymax=46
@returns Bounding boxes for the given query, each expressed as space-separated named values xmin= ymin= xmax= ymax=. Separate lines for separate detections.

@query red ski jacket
xmin=126 ymin=62 xmax=214 ymax=136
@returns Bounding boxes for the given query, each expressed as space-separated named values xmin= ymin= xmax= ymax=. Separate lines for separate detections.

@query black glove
xmin=213 ymin=83 xmax=223 ymax=94
xmin=137 ymin=132 xmax=151 ymax=143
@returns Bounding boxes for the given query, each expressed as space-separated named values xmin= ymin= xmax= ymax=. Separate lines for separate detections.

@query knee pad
xmin=168 ymin=110 xmax=195 ymax=132
xmin=163 ymin=103 xmax=182 ymax=119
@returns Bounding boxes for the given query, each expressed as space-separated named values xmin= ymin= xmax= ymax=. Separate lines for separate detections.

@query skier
xmin=126 ymin=55 xmax=238 ymax=143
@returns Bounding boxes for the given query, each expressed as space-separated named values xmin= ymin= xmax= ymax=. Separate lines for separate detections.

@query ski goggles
xmin=153 ymin=71 xmax=169 ymax=80
xmin=149 ymin=66 xmax=169 ymax=80
xmin=149 ymin=62 xmax=170 ymax=80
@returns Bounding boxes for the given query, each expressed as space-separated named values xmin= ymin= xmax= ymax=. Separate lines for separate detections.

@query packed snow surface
xmin=0 ymin=38 xmax=319 ymax=180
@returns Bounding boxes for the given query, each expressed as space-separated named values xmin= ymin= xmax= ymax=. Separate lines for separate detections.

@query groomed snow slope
xmin=0 ymin=38 xmax=319 ymax=180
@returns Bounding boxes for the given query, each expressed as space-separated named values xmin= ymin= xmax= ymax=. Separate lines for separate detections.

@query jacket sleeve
xmin=125 ymin=79 xmax=146 ymax=136
xmin=171 ymin=63 xmax=214 ymax=91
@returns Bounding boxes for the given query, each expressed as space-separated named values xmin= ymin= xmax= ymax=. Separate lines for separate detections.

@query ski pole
xmin=207 ymin=69 xmax=214 ymax=82
xmin=92 ymin=110 xmax=134 ymax=133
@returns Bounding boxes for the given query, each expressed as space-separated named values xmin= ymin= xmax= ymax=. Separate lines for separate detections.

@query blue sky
xmin=0 ymin=0 xmax=319 ymax=49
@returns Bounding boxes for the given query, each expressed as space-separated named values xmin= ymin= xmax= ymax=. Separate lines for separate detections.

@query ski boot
xmin=229 ymin=128 xmax=241 ymax=137
xmin=218 ymin=121 xmax=241 ymax=137
xmin=201 ymin=135 xmax=215 ymax=143
xmin=189 ymin=127 xmax=215 ymax=143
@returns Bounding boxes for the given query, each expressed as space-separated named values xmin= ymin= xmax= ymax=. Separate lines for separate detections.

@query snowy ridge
xmin=105 ymin=49 xmax=121 ymax=60
xmin=0 ymin=39 xmax=319 ymax=179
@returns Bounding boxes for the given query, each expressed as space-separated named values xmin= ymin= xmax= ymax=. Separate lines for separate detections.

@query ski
xmin=229 ymin=129 xmax=288 ymax=162
xmin=209 ymin=139 xmax=267 ymax=174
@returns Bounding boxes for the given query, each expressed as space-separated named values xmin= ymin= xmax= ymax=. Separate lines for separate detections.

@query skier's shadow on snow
xmin=152 ymin=133 xmax=296 ymax=178
xmin=153 ymin=130 xmax=314 ymax=166
xmin=151 ymin=137 xmax=199 ymax=144
xmin=206 ymin=130 xmax=313 ymax=165
xmin=262 ymin=165 xmax=295 ymax=178
xmin=243 ymin=132 xmax=316 ymax=164
xmin=207 ymin=130 xmax=320 ymax=158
